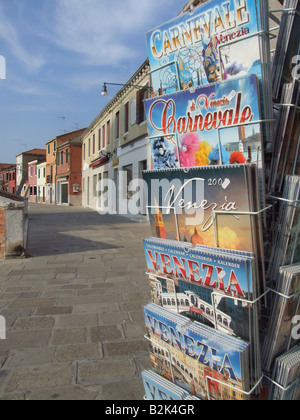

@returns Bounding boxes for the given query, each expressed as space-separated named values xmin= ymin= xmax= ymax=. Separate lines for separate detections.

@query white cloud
xmin=0 ymin=4 xmax=46 ymax=73
xmin=50 ymin=0 xmax=167 ymax=66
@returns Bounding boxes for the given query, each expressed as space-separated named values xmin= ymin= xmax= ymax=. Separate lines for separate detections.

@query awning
xmin=89 ymin=157 xmax=109 ymax=168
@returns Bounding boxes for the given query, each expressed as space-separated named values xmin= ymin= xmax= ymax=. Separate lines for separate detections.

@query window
xmin=53 ymin=140 xmax=57 ymax=152
xmin=83 ymin=143 xmax=86 ymax=160
xmin=139 ymin=160 xmax=147 ymax=177
xmin=136 ymin=85 xmax=149 ymax=124
xmin=107 ymin=120 xmax=111 ymax=145
xmin=102 ymin=125 xmax=106 ymax=148
xmin=98 ymin=129 xmax=101 ymax=151
xmin=60 ymin=151 xmax=64 ymax=165
xmin=66 ymin=149 xmax=69 ymax=164
xmin=48 ymin=144 xmax=50 ymax=154
xmin=43 ymin=168 xmax=46 ymax=178
xmin=93 ymin=134 xmax=95 ymax=155
xmin=124 ymin=101 xmax=129 ymax=133
xmin=88 ymin=138 xmax=91 ymax=157
xmin=115 ymin=111 xmax=120 ymax=139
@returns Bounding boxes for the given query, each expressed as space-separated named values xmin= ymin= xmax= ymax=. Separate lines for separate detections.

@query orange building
xmin=45 ymin=129 xmax=86 ymax=204
xmin=56 ymin=136 xmax=83 ymax=206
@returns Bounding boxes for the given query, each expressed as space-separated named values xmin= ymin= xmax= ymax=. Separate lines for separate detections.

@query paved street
xmin=0 ymin=204 xmax=152 ymax=400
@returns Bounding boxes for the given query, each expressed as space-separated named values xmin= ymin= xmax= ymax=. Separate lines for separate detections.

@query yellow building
xmin=81 ymin=59 xmax=152 ymax=218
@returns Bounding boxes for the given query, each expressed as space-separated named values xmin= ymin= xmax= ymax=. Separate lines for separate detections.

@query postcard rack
xmin=141 ymin=0 xmax=300 ymax=401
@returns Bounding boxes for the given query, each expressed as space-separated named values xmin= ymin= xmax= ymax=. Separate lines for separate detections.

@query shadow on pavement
xmin=27 ymin=232 xmax=123 ymax=257
xmin=26 ymin=205 xmax=128 ymax=257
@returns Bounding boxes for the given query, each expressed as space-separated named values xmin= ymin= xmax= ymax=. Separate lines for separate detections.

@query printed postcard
xmin=144 ymin=75 xmax=263 ymax=169
xmin=146 ymin=0 xmax=263 ymax=95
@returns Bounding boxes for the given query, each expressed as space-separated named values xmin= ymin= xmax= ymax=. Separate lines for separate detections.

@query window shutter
xmin=131 ymin=99 xmax=136 ymax=125
xmin=136 ymin=89 xmax=143 ymax=125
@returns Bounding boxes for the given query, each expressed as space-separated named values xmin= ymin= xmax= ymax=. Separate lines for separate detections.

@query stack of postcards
xmin=267 ymin=175 xmax=300 ymax=282
xmin=262 ymin=264 xmax=300 ymax=372
xmin=271 ymin=0 xmax=300 ymax=101
xmin=268 ymin=345 xmax=300 ymax=400
xmin=268 ymin=82 xmax=300 ymax=194
xmin=142 ymin=370 xmax=200 ymax=401
xmin=143 ymin=237 xmax=261 ymax=383
xmin=144 ymin=302 xmax=251 ymax=400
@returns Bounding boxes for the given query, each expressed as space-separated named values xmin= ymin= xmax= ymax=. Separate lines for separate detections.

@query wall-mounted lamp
xmin=101 ymin=82 xmax=152 ymax=96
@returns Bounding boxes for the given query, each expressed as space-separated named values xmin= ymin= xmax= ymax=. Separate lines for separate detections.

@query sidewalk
xmin=0 ymin=204 xmax=152 ymax=400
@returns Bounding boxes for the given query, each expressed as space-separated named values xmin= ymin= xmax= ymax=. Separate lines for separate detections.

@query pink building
xmin=27 ymin=160 xmax=45 ymax=203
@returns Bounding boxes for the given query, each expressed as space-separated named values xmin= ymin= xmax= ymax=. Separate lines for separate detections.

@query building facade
xmin=0 ymin=164 xmax=16 ymax=195
xmin=16 ymin=149 xmax=46 ymax=196
xmin=37 ymin=161 xmax=47 ymax=203
xmin=56 ymin=136 xmax=82 ymax=206
xmin=82 ymin=60 xmax=152 ymax=217
xmin=45 ymin=129 xmax=86 ymax=204
xmin=27 ymin=160 xmax=39 ymax=203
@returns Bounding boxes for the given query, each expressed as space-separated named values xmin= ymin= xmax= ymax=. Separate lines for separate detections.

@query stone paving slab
xmin=0 ymin=204 xmax=152 ymax=400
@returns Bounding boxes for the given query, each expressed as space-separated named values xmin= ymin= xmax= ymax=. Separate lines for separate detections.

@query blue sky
xmin=0 ymin=0 xmax=186 ymax=163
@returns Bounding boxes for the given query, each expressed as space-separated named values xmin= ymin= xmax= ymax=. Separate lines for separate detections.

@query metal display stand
xmin=141 ymin=0 xmax=300 ymax=401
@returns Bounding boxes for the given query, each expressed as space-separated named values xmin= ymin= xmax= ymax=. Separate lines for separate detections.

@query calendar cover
xmin=145 ymin=75 xmax=263 ymax=170
xmin=146 ymin=0 xmax=265 ymax=94
xmin=143 ymin=238 xmax=258 ymax=340
xmin=143 ymin=164 xmax=261 ymax=253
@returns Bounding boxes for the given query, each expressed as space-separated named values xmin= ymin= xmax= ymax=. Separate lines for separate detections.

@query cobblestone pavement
xmin=0 ymin=204 xmax=152 ymax=400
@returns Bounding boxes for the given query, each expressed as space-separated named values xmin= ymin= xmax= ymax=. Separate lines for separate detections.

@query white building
xmin=37 ymin=161 xmax=46 ymax=203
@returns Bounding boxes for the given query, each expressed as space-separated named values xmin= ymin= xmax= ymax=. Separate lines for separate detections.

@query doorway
xmin=61 ymin=183 xmax=69 ymax=204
